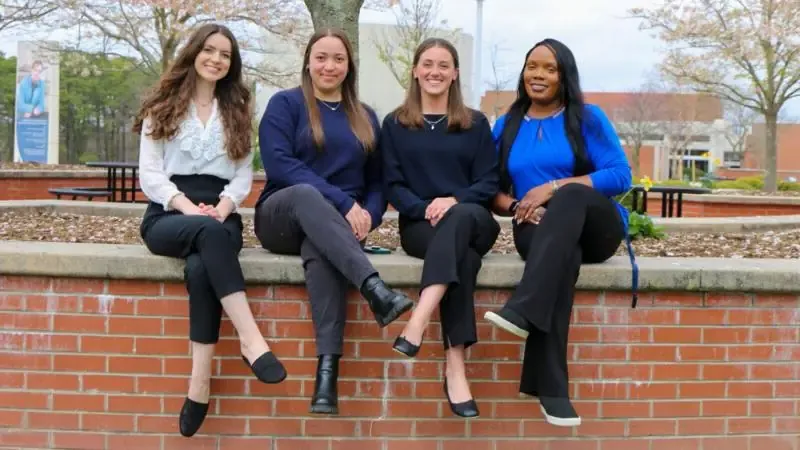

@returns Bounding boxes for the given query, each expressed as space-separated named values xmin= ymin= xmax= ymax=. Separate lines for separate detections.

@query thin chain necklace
xmin=319 ymin=100 xmax=340 ymax=111
xmin=195 ymin=96 xmax=213 ymax=107
xmin=423 ymin=114 xmax=447 ymax=130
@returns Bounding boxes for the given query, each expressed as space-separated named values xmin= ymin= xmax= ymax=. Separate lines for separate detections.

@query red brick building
xmin=481 ymin=90 xmax=728 ymax=181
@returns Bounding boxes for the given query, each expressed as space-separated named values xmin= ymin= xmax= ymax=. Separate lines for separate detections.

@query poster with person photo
xmin=13 ymin=40 xmax=59 ymax=164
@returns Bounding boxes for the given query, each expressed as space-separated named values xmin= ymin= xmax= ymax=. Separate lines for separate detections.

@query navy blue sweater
xmin=381 ymin=110 xmax=499 ymax=220
xmin=257 ymin=87 xmax=385 ymax=229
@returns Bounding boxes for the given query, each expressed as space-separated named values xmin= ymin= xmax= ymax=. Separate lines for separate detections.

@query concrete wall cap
xmin=1 ymin=240 xmax=799 ymax=293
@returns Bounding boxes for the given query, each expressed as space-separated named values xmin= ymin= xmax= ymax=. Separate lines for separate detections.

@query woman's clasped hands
xmin=346 ymin=202 xmax=372 ymax=241
xmin=515 ymin=183 xmax=554 ymax=225
xmin=425 ymin=196 xmax=457 ymax=227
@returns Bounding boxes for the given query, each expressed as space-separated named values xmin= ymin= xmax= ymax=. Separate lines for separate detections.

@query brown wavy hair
xmin=301 ymin=28 xmax=375 ymax=152
xmin=394 ymin=38 xmax=473 ymax=131
xmin=132 ymin=23 xmax=251 ymax=160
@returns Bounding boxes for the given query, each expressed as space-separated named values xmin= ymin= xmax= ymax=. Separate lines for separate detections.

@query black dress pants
xmin=400 ymin=203 xmax=500 ymax=350
xmin=254 ymin=184 xmax=379 ymax=356
xmin=140 ymin=175 xmax=247 ymax=345
xmin=507 ymin=183 xmax=623 ymax=398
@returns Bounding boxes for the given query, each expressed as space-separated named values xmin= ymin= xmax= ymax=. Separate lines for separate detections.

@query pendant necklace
xmin=423 ymin=115 xmax=447 ymax=130
xmin=320 ymin=100 xmax=340 ymax=111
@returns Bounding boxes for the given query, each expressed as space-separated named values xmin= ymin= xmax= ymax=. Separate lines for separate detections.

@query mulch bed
xmin=1 ymin=211 xmax=799 ymax=259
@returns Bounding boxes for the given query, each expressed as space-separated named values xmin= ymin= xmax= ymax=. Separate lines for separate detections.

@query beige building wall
xmin=255 ymin=22 xmax=475 ymax=122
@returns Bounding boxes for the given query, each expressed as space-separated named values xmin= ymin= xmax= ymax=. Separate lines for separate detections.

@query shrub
xmin=778 ymin=181 xmax=800 ymax=191
xmin=628 ymin=211 xmax=665 ymax=240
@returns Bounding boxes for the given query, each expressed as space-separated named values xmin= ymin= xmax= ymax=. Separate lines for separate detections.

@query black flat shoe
xmin=392 ymin=336 xmax=421 ymax=358
xmin=360 ymin=275 xmax=414 ymax=327
xmin=539 ymin=396 xmax=581 ymax=427
xmin=241 ymin=352 xmax=287 ymax=384
xmin=179 ymin=397 xmax=209 ymax=437
xmin=483 ymin=306 xmax=532 ymax=339
xmin=310 ymin=354 xmax=340 ymax=415
xmin=443 ymin=378 xmax=479 ymax=418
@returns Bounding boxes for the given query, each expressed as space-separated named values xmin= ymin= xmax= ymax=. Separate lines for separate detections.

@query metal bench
xmin=48 ymin=187 xmax=113 ymax=201
xmin=630 ymin=185 xmax=712 ymax=218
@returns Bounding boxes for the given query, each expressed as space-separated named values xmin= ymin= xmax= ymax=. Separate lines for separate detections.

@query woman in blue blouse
xmin=484 ymin=38 xmax=632 ymax=427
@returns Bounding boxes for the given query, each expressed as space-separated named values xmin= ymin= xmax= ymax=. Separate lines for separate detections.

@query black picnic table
xmin=630 ymin=185 xmax=712 ymax=218
xmin=85 ymin=161 xmax=142 ymax=203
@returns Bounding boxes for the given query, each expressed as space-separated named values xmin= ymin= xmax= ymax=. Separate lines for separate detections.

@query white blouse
xmin=138 ymin=100 xmax=253 ymax=211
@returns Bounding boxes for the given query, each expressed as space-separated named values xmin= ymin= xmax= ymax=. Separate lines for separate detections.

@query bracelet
xmin=551 ymin=180 xmax=559 ymax=194
xmin=509 ymin=200 xmax=519 ymax=213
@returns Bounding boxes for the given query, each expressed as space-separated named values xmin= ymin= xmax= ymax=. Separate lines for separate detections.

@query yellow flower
xmin=713 ymin=157 xmax=721 ymax=165
xmin=701 ymin=152 xmax=710 ymax=158
xmin=640 ymin=175 xmax=653 ymax=191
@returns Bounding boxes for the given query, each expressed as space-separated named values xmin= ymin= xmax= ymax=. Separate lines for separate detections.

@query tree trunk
xmin=763 ymin=110 xmax=778 ymax=192
xmin=631 ymin=144 xmax=641 ymax=179
xmin=303 ymin=0 xmax=365 ymax=65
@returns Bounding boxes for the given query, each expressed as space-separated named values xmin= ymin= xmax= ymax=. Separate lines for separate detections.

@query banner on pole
xmin=13 ymin=40 xmax=59 ymax=164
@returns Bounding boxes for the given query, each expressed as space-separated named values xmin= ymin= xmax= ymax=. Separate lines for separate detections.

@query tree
xmin=0 ymin=0 xmax=57 ymax=33
xmin=484 ymin=41 xmax=514 ymax=120
xmin=303 ymin=0 xmax=390 ymax=65
xmin=658 ymin=88 xmax=704 ymax=180
xmin=0 ymin=52 xmax=17 ymax=161
xmin=610 ymin=82 xmax=666 ymax=179
xmin=0 ymin=0 xmax=307 ymax=78
xmin=371 ymin=0 xmax=456 ymax=89
xmin=722 ymin=99 xmax=757 ymax=163
xmin=630 ymin=0 xmax=800 ymax=191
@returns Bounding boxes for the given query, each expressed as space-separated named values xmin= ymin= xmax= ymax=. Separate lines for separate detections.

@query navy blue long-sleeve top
xmin=381 ymin=110 xmax=499 ymax=220
xmin=257 ymin=87 xmax=386 ymax=229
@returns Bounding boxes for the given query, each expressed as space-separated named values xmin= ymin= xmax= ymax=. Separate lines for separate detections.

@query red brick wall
xmin=1 ymin=275 xmax=798 ymax=449
xmin=715 ymin=168 xmax=800 ymax=180
xmin=0 ymin=175 xmax=267 ymax=208
xmin=642 ymin=197 xmax=800 ymax=218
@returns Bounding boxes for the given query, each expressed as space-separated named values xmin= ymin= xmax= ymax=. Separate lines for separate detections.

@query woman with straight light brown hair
xmin=382 ymin=37 xmax=500 ymax=418
xmin=254 ymin=28 xmax=413 ymax=416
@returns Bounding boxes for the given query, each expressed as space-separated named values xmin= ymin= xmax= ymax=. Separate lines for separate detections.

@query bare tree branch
xmin=722 ymin=99 xmax=758 ymax=157
xmin=5 ymin=0 xmax=310 ymax=81
xmin=483 ymin=41 xmax=514 ymax=120
xmin=0 ymin=0 xmax=58 ymax=32
xmin=610 ymin=78 xmax=667 ymax=179
xmin=372 ymin=0 xmax=457 ymax=89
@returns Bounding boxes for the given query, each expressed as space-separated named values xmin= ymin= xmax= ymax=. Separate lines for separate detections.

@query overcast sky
xmin=1 ymin=0 xmax=797 ymax=117
xmin=363 ymin=0 xmax=800 ymax=118
xmin=363 ymin=0 xmax=664 ymax=92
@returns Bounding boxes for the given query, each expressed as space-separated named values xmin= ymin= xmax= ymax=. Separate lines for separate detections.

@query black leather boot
xmin=310 ymin=354 xmax=340 ymax=414
xmin=360 ymin=275 xmax=413 ymax=327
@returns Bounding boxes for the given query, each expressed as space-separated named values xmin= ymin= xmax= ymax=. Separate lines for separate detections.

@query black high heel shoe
xmin=179 ymin=397 xmax=209 ymax=437
xmin=392 ymin=336 xmax=422 ymax=358
xmin=241 ymin=351 xmax=287 ymax=384
xmin=443 ymin=378 xmax=479 ymax=418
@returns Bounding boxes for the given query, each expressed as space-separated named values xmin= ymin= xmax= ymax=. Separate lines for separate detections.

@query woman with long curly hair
xmin=255 ymin=28 xmax=413 ymax=415
xmin=133 ymin=23 xmax=286 ymax=438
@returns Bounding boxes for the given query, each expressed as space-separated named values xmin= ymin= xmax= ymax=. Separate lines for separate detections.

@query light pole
xmin=473 ymin=0 xmax=485 ymax=109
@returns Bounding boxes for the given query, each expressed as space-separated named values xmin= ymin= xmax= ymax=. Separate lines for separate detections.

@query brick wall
xmin=642 ymin=197 xmax=800 ymax=218
xmin=0 ymin=175 xmax=266 ymax=208
xmin=715 ymin=168 xmax=800 ymax=180
xmin=1 ymin=275 xmax=798 ymax=449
